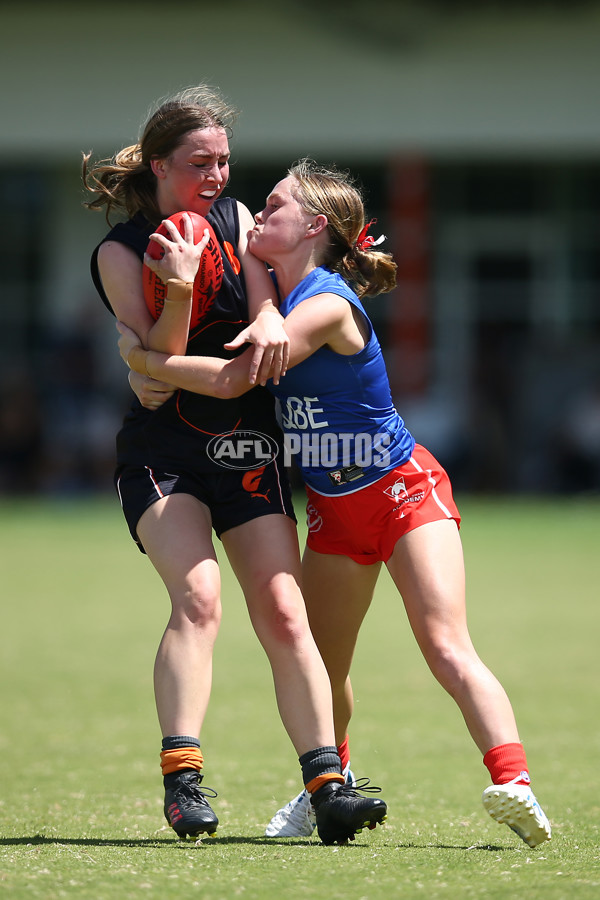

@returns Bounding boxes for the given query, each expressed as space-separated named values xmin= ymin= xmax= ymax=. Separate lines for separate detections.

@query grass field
xmin=0 ymin=494 xmax=599 ymax=899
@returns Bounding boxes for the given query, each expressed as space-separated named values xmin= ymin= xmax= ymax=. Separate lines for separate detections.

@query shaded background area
xmin=1 ymin=0 xmax=599 ymax=496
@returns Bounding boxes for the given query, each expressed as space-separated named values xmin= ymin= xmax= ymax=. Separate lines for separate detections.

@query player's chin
xmin=192 ymin=194 xmax=219 ymax=214
xmin=248 ymin=231 xmax=265 ymax=257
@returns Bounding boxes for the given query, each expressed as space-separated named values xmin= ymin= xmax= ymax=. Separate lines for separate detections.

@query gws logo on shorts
xmin=383 ymin=477 xmax=409 ymax=505
xmin=242 ymin=467 xmax=271 ymax=503
xmin=207 ymin=430 xmax=279 ymax=470
xmin=306 ymin=502 xmax=323 ymax=533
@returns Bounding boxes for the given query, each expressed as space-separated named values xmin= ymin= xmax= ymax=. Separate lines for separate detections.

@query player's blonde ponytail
xmin=288 ymin=158 xmax=397 ymax=298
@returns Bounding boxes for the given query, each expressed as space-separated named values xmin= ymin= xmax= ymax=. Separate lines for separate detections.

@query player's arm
xmin=98 ymin=239 xmax=189 ymax=409
xmin=119 ymin=320 xmax=252 ymax=399
xmin=98 ymin=241 xmax=189 ymax=357
xmin=101 ymin=217 xmax=212 ymax=409
xmin=228 ymin=201 xmax=290 ymax=386
xmin=128 ymin=368 xmax=176 ymax=409
xmin=277 ymin=292 xmax=367 ymax=362
xmin=99 ymin=214 xmax=210 ymax=357
xmin=118 ymin=292 xmax=360 ymax=399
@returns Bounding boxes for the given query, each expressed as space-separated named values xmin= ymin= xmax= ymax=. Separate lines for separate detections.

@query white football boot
xmin=264 ymin=787 xmax=315 ymax=838
xmin=265 ymin=764 xmax=355 ymax=838
xmin=482 ymin=774 xmax=551 ymax=848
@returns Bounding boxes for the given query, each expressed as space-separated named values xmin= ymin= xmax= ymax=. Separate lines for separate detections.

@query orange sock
xmin=305 ymin=772 xmax=345 ymax=794
xmin=483 ymin=742 xmax=529 ymax=785
xmin=160 ymin=746 xmax=204 ymax=776
xmin=337 ymin=735 xmax=350 ymax=772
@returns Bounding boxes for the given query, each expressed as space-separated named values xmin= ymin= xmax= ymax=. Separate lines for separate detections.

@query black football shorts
xmin=115 ymin=458 xmax=296 ymax=553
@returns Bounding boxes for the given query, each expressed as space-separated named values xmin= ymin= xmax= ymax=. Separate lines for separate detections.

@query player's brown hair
xmin=82 ymin=85 xmax=237 ymax=225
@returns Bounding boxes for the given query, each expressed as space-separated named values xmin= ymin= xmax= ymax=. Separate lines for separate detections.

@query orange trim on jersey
xmin=188 ymin=316 xmax=245 ymax=340
xmin=175 ymin=391 xmax=242 ymax=436
xmin=223 ymin=241 xmax=241 ymax=275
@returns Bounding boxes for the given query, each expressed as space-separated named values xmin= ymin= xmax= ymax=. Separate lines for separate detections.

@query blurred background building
xmin=1 ymin=0 xmax=599 ymax=494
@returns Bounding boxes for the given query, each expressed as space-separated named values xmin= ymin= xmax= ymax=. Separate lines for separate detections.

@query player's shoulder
xmin=98 ymin=212 xmax=152 ymax=259
xmin=97 ymin=236 xmax=141 ymax=270
xmin=208 ymin=196 xmax=240 ymax=242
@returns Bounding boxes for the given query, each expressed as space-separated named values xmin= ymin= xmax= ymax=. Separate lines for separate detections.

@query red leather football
xmin=143 ymin=211 xmax=224 ymax=330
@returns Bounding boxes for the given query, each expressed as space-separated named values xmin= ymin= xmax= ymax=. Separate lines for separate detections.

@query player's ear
xmin=150 ymin=158 xmax=167 ymax=179
xmin=307 ymin=214 xmax=328 ymax=236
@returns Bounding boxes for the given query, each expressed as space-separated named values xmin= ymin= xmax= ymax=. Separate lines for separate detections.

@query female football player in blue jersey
xmin=83 ymin=96 xmax=387 ymax=846
xmin=118 ymin=157 xmax=551 ymax=850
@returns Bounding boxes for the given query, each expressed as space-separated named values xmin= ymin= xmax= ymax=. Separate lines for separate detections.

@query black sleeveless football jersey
xmin=90 ymin=198 xmax=283 ymax=472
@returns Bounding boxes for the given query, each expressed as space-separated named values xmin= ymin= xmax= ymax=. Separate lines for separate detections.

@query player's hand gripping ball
xmin=143 ymin=211 xmax=224 ymax=329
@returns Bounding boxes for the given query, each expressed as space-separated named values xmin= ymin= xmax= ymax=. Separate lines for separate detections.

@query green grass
xmin=0 ymin=494 xmax=599 ymax=899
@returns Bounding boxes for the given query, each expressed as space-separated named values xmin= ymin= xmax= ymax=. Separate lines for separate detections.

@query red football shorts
xmin=304 ymin=444 xmax=461 ymax=565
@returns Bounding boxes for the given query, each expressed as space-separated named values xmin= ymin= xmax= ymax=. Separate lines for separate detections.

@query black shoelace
xmin=176 ymin=780 xmax=218 ymax=805
xmin=337 ymin=777 xmax=383 ymax=797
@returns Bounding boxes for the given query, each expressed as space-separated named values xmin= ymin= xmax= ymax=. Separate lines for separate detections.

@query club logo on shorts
xmin=206 ymin=430 xmax=279 ymax=470
xmin=306 ymin=502 xmax=323 ymax=532
xmin=242 ymin=467 xmax=271 ymax=503
xmin=384 ymin=477 xmax=409 ymax=504
xmin=384 ymin=476 xmax=425 ymax=507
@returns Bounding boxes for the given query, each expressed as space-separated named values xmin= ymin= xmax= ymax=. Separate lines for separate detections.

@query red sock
xmin=337 ymin=735 xmax=351 ymax=772
xmin=483 ymin=742 xmax=530 ymax=785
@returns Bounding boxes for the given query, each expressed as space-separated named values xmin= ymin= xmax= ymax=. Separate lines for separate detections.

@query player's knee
xmin=257 ymin=595 xmax=307 ymax=648
xmin=171 ymin=583 xmax=222 ymax=631
xmin=422 ymin=638 xmax=470 ymax=693
xmin=429 ymin=647 xmax=474 ymax=699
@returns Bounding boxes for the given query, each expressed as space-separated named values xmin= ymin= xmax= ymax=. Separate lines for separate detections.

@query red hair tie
xmin=355 ymin=218 xmax=386 ymax=251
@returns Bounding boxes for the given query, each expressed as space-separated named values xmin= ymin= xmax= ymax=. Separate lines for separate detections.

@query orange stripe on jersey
xmin=223 ymin=240 xmax=241 ymax=275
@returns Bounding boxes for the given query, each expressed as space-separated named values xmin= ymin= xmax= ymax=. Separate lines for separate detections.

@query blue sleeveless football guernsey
xmin=269 ymin=267 xmax=415 ymax=495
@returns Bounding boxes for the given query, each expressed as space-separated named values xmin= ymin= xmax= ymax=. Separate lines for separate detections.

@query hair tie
xmin=355 ymin=218 xmax=386 ymax=251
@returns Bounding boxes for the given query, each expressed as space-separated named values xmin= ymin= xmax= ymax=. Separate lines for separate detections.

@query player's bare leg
xmin=137 ymin=493 xmax=222 ymax=838
xmin=386 ymin=519 xmax=519 ymax=753
xmin=222 ymin=515 xmax=336 ymax=755
xmin=302 ymin=548 xmax=381 ymax=744
xmin=386 ymin=518 xmax=550 ymax=846
xmin=265 ymin=549 xmax=380 ymax=838
xmin=225 ymin=517 xmax=387 ymax=844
